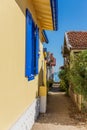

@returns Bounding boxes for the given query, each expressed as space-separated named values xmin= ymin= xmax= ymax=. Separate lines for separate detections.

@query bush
xmin=59 ymin=80 xmax=67 ymax=91
xmin=70 ymin=51 xmax=87 ymax=100
xmin=58 ymin=67 xmax=69 ymax=94
xmin=47 ymin=79 xmax=53 ymax=90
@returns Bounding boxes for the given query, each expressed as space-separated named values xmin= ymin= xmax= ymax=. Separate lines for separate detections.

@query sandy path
xmin=32 ymin=84 xmax=87 ymax=130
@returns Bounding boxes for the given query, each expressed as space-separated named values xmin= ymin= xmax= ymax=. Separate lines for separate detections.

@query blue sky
xmin=44 ymin=0 xmax=87 ymax=72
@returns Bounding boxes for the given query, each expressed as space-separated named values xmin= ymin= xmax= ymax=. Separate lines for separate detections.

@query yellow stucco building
xmin=0 ymin=0 xmax=58 ymax=130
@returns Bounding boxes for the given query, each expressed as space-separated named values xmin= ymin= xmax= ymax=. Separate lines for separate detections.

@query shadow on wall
xmin=38 ymin=67 xmax=44 ymax=87
xmin=15 ymin=0 xmax=26 ymax=15
xmin=15 ymin=0 xmax=38 ymax=25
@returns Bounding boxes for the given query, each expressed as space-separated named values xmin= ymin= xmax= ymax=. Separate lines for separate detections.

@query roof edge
xmin=42 ymin=30 xmax=49 ymax=43
xmin=65 ymin=32 xmax=72 ymax=50
xmin=50 ymin=0 xmax=58 ymax=30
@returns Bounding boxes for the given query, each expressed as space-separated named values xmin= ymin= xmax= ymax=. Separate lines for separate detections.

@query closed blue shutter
xmin=35 ymin=27 xmax=39 ymax=74
xmin=25 ymin=9 xmax=34 ymax=81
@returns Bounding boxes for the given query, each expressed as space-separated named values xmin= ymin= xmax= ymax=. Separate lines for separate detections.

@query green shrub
xmin=47 ymin=79 xmax=53 ymax=90
xmin=70 ymin=51 xmax=87 ymax=100
xmin=58 ymin=67 xmax=69 ymax=94
xmin=59 ymin=80 xmax=67 ymax=91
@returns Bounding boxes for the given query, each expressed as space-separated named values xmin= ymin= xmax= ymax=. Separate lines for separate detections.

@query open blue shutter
xmin=35 ymin=27 xmax=39 ymax=74
xmin=32 ymin=21 xmax=35 ymax=75
xmin=25 ymin=9 xmax=34 ymax=81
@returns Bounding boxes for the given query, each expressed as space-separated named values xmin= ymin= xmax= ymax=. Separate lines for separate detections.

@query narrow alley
xmin=32 ymin=84 xmax=87 ymax=130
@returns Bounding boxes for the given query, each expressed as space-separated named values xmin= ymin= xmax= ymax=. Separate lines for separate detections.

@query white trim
xmin=40 ymin=96 xmax=47 ymax=113
xmin=9 ymin=98 xmax=40 ymax=130
xmin=65 ymin=32 xmax=72 ymax=50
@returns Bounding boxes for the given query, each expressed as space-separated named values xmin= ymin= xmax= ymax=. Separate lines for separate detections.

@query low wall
xmin=69 ymin=86 xmax=82 ymax=111
xmin=39 ymin=86 xmax=47 ymax=113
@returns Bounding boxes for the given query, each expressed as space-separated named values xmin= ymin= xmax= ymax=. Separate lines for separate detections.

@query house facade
xmin=46 ymin=52 xmax=56 ymax=81
xmin=63 ymin=31 xmax=87 ymax=111
xmin=43 ymin=48 xmax=56 ymax=84
xmin=0 ymin=1 xmax=58 ymax=130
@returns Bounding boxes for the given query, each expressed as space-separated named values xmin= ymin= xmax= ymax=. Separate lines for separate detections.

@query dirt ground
xmin=32 ymin=84 xmax=87 ymax=130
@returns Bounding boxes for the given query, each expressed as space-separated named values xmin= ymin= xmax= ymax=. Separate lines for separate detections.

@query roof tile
xmin=67 ymin=31 xmax=87 ymax=49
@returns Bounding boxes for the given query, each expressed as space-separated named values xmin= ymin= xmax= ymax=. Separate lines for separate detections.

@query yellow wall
xmin=38 ymin=40 xmax=44 ymax=86
xmin=0 ymin=1 xmax=44 ymax=130
xmin=70 ymin=49 xmax=85 ymax=66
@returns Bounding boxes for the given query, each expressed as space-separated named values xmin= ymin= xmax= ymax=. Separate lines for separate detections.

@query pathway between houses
xmin=32 ymin=84 xmax=87 ymax=130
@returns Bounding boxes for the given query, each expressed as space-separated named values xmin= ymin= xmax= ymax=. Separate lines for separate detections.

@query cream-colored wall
xmin=38 ymin=40 xmax=44 ymax=86
xmin=0 ymin=1 xmax=44 ymax=130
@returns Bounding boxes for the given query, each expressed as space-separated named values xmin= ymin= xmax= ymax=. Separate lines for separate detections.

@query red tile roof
xmin=66 ymin=31 xmax=87 ymax=49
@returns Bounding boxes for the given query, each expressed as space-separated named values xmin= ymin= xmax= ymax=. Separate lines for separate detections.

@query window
xmin=74 ymin=51 xmax=81 ymax=59
xmin=25 ymin=9 xmax=39 ymax=81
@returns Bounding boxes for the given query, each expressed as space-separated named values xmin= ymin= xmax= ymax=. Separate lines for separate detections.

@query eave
xmin=50 ymin=0 xmax=58 ymax=30
xmin=32 ymin=0 xmax=58 ymax=31
xmin=62 ymin=35 xmax=71 ymax=57
xmin=42 ymin=30 xmax=49 ymax=43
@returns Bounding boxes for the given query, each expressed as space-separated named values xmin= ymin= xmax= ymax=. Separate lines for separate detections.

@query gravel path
xmin=32 ymin=84 xmax=87 ymax=130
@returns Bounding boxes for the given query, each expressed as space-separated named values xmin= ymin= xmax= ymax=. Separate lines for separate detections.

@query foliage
xmin=58 ymin=67 xmax=69 ymax=94
xmin=70 ymin=51 xmax=87 ymax=100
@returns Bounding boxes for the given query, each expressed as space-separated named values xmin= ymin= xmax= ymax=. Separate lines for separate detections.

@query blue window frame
xmin=25 ymin=9 xmax=39 ymax=81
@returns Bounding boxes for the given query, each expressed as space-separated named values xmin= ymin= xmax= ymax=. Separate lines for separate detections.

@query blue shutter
xmin=32 ymin=21 xmax=35 ymax=75
xmin=35 ymin=27 xmax=39 ymax=74
xmin=25 ymin=9 xmax=34 ymax=81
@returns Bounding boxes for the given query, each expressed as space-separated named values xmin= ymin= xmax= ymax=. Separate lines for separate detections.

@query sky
xmin=44 ymin=0 xmax=87 ymax=72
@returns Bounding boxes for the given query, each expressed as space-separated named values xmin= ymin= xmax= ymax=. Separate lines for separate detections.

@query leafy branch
xmin=70 ymin=51 xmax=87 ymax=100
